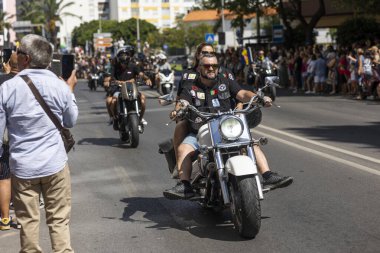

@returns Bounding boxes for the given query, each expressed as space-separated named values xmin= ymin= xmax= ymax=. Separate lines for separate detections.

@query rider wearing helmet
xmin=155 ymin=53 xmax=172 ymax=92
xmin=106 ymin=45 xmax=152 ymax=130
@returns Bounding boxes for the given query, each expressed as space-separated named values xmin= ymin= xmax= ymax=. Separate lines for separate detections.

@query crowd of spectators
xmin=216 ymin=43 xmax=380 ymax=100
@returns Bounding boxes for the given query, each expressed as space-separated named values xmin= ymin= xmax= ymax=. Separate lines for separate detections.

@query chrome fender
xmin=225 ymin=155 xmax=258 ymax=176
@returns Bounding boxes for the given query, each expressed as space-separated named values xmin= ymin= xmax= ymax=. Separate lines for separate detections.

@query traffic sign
xmin=205 ymin=33 xmax=215 ymax=44
xmin=272 ymin=25 xmax=284 ymax=44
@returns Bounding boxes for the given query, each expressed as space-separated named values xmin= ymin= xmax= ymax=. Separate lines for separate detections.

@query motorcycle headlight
xmin=219 ymin=116 xmax=243 ymax=141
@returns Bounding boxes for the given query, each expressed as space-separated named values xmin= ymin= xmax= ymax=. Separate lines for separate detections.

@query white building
xmin=110 ymin=0 xmax=198 ymax=29
xmin=58 ymin=0 xmax=199 ymax=50
xmin=1 ymin=0 xmax=17 ymax=48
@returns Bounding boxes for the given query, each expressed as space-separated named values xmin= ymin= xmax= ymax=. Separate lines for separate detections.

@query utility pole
xmin=221 ymin=0 xmax=225 ymax=51
xmin=137 ymin=18 xmax=141 ymax=53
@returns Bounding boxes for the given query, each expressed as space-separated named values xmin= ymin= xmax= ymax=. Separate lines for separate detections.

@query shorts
xmin=314 ymin=75 xmax=326 ymax=84
xmin=182 ymin=133 xmax=199 ymax=150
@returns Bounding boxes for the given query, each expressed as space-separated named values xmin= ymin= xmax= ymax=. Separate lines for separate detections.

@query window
xmin=162 ymin=7 xmax=170 ymax=15
xmin=162 ymin=0 xmax=169 ymax=2
xmin=131 ymin=8 xmax=140 ymax=16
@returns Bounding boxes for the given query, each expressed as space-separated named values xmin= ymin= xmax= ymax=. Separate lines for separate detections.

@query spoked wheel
xmin=229 ymin=174 xmax=261 ymax=238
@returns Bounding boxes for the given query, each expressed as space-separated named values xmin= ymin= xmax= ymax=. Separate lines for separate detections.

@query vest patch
xmin=219 ymin=84 xmax=227 ymax=91
xmin=188 ymin=73 xmax=196 ymax=79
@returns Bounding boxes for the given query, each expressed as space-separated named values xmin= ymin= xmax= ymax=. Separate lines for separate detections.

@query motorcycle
xmin=158 ymin=69 xmax=175 ymax=95
xmin=158 ymin=76 xmax=279 ymax=238
xmin=254 ymin=61 xmax=277 ymax=101
xmin=116 ymin=81 xmax=144 ymax=148
xmin=88 ymin=72 xmax=99 ymax=91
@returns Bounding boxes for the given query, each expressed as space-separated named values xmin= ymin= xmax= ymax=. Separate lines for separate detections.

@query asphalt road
xmin=1 ymin=80 xmax=379 ymax=253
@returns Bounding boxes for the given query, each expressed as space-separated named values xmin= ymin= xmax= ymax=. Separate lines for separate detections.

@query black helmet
xmin=116 ymin=45 xmax=135 ymax=64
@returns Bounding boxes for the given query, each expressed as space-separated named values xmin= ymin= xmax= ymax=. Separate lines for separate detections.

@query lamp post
xmin=137 ymin=17 xmax=141 ymax=53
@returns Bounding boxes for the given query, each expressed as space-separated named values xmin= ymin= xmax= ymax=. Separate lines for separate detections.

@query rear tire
xmin=229 ymin=175 xmax=261 ymax=238
xmin=127 ymin=114 xmax=140 ymax=148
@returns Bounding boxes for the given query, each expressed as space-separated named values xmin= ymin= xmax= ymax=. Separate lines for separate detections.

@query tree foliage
xmin=71 ymin=19 xmax=158 ymax=48
xmin=336 ymin=17 xmax=380 ymax=46
xmin=0 ymin=11 xmax=14 ymax=31
xmin=331 ymin=0 xmax=380 ymax=16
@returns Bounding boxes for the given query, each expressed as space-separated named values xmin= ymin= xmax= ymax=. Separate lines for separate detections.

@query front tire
xmin=127 ymin=114 xmax=139 ymax=148
xmin=229 ymin=175 xmax=261 ymax=238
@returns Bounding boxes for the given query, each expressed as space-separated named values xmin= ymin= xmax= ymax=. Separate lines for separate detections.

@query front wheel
xmin=268 ymin=86 xmax=276 ymax=102
xmin=229 ymin=174 xmax=261 ymax=238
xmin=127 ymin=114 xmax=140 ymax=148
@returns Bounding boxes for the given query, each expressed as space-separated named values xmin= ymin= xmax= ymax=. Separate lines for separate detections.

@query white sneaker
xmin=141 ymin=118 xmax=148 ymax=126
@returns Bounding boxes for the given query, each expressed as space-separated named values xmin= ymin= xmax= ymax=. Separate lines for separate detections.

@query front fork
xmin=215 ymin=145 xmax=264 ymax=205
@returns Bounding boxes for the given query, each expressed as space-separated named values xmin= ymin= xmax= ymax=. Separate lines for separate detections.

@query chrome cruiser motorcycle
xmin=116 ymin=81 xmax=144 ymax=148
xmin=158 ymin=77 xmax=279 ymax=238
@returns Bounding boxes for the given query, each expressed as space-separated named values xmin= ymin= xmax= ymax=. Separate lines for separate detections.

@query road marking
xmin=258 ymin=125 xmax=380 ymax=165
xmin=254 ymin=129 xmax=380 ymax=177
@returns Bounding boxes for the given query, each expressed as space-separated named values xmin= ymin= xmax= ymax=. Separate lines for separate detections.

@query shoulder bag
xmin=20 ymin=75 xmax=75 ymax=153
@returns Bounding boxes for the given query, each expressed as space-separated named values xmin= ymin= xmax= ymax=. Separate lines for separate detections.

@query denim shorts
xmin=182 ymin=133 xmax=199 ymax=150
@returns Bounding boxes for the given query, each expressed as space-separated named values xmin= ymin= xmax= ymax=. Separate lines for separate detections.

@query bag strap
xmin=20 ymin=75 xmax=63 ymax=131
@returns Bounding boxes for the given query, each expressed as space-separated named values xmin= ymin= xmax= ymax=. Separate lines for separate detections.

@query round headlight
xmin=219 ymin=116 xmax=243 ymax=141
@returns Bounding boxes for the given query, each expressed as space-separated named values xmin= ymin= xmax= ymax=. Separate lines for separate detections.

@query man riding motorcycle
xmin=155 ymin=53 xmax=172 ymax=92
xmin=253 ymin=50 xmax=278 ymax=90
xmin=163 ymin=53 xmax=293 ymax=200
xmin=106 ymin=46 xmax=152 ymax=130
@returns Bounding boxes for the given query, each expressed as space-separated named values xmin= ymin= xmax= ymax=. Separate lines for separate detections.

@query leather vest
xmin=181 ymin=75 xmax=234 ymax=133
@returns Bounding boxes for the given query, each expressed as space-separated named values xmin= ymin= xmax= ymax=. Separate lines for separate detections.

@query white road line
xmin=254 ymin=129 xmax=380 ymax=176
xmin=258 ymin=125 xmax=380 ymax=165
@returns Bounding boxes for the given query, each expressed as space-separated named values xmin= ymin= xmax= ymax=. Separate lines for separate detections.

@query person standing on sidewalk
xmin=0 ymin=34 xmax=78 ymax=252
xmin=0 ymin=52 xmax=18 ymax=230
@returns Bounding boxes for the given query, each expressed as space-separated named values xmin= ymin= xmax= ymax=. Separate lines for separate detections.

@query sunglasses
xmin=201 ymin=64 xmax=219 ymax=69
xmin=17 ymin=49 xmax=27 ymax=56
xmin=201 ymin=51 xmax=215 ymax=55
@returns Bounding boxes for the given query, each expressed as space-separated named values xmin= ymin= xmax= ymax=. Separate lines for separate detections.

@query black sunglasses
xmin=201 ymin=64 xmax=219 ymax=69
xmin=201 ymin=51 xmax=215 ymax=55
xmin=17 ymin=49 xmax=27 ymax=56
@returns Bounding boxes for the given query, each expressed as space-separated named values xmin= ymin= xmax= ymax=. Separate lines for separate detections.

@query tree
xmin=43 ymin=0 xmax=78 ymax=48
xmin=0 ymin=11 xmax=13 ymax=31
xmin=274 ymin=0 xmax=325 ymax=46
xmin=202 ymin=0 xmax=255 ymax=43
xmin=71 ymin=19 xmax=158 ymax=49
xmin=185 ymin=23 xmax=213 ymax=52
xmin=336 ymin=17 xmax=380 ymax=46
xmin=331 ymin=0 xmax=380 ymax=16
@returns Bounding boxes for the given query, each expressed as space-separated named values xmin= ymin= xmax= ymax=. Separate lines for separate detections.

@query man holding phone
xmin=0 ymin=34 xmax=78 ymax=252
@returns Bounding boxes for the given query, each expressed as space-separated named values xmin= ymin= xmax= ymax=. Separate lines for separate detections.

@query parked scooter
xmin=158 ymin=76 xmax=279 ymax=238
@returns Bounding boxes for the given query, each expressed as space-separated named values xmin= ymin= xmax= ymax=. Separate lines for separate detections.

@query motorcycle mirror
xmin=158 ymin=93 xmax=174 ymax=106
xmin=265 ymin=76 xmax=280 ymax=87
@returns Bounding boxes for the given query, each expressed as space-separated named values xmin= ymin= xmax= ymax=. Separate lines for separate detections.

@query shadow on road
xmin=77 ymin=137 xmax=137 ymax=149
xmin=285 ymin=121 xmax=380 ymax=149
xmin=120 ymin=197 xmax=251 ymax=241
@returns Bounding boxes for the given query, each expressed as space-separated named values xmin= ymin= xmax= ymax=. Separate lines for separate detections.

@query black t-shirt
xmin=112 ymin=62 xmax=140 ymax=81
xmin=179 ymin=75 xmax=242 ymax=133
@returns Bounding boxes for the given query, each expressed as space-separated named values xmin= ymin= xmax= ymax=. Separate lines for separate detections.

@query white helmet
xmin=158 ymin=53 xmax=167 ymax=61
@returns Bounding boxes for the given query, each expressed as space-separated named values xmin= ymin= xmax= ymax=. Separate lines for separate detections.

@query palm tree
xmin=43 ymin=0 xmax=78 ymax=48
xmin=0 ymin=11 xmax=14 ymax=31
xmin=0 ymin=11 xmax=14 ymax=47
xmin=18 ymin=0 xmax=44 ymax=24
